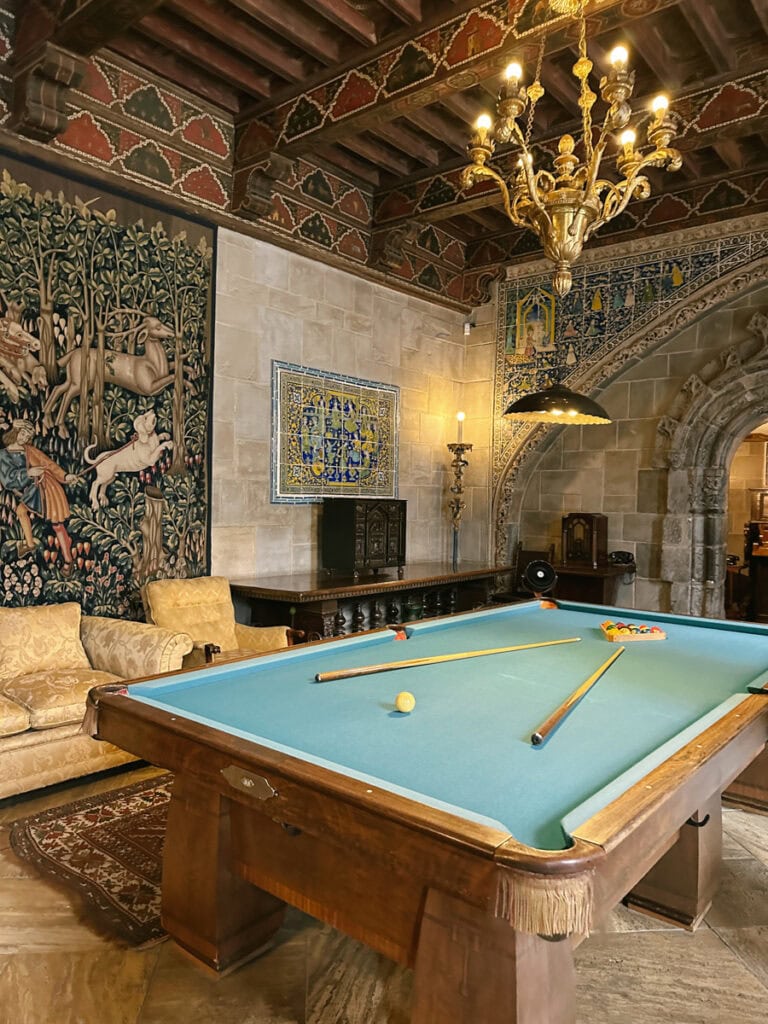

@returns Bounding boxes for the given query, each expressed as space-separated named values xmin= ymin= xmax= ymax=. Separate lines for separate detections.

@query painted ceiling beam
xmin=752 ymin=0 xmax=768 ymax=36
xmin=228 ymin=0 xmax=343 ymax=65
xmin=233 ymin=0 xmax=686 ymax=171
xmin=300 ymin=0 xmax=379 ymax=46
xmin=679 ymin=0 xmax=739 ymax=71
xmin=165 ymin=0 xmax=312 ymax=84
xmin=137 ymin=12 xmax=273 ymax=99
xmin=373 ymin=122 xmax=444 ymax=166
xmin=14 ymin=0 xmax=165 ymax=61
xmin=109 ymin=33 xmax=243 ymax=113
xmin=403 ymin=106 xmax=468 ymax=154
xmin=316 ymin=145 xmax=382 ymax=186
xmin=378 ymin=0 xmax=422 ymax=25
xmin=340 ymin=135 xmax=415 ymax=176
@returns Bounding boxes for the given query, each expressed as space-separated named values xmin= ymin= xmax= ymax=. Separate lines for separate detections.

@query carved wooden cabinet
xmin=321 ymin=498 xmax=406 ymax=576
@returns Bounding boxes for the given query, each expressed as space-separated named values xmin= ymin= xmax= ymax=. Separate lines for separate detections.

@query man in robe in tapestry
xmin=0 ymin=419 xmax=77 ymax=574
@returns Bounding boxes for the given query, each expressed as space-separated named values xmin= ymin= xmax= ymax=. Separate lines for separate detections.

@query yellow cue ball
xmin=395 ymin=691 xmax=416 ymax=713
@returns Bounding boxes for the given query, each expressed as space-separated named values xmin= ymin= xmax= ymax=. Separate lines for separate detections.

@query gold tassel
xmin=495 ymin=868 xmax=594 ymax=936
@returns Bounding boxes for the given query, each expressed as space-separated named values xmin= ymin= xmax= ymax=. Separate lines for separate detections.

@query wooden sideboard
xmin=231 ymin=561 xmax=513 ymax=638
xmin=554 ymin=562 xmax=636 ymax=605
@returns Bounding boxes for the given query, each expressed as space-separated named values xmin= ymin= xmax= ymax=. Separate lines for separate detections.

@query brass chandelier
xmin=462 ymin=0 xmax=682 ymax=297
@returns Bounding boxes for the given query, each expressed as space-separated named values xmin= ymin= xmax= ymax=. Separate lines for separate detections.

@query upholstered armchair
xmin=0 ymin=602 xmax=193 ymax=799
xmin=141 ymin=576 xmax=300 ymax=668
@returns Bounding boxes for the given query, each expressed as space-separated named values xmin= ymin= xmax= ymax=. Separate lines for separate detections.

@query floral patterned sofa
xmin=0 ymin=602 xmax=192 ymax=799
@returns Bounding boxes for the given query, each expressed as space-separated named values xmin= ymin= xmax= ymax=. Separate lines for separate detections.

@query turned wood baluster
xmin=351 ymin=601 xmax=366 ymax=633
xmin=370 ymin=600 xmax=384 ymax=628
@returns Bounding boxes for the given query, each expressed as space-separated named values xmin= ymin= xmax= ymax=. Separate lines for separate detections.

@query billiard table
xmin=88 ymin=600 xmax=768 ymax=1024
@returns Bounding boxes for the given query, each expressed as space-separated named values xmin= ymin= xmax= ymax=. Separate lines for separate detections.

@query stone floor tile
xmin=705 ymin=855 xmax=768 ymax=929
xmin=575 ymin=928 xmax=768 ymax=1023
xmin=0 ymin=948 xmax=161 ymax=1024
xmin=723 ymin=808 xmax=768 ymax=867
xmin=711 ymin=926 xmax=768 ymax=990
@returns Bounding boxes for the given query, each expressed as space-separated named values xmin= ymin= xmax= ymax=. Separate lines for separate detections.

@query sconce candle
xmin=457 ymin=411 xmax=465 ymax=443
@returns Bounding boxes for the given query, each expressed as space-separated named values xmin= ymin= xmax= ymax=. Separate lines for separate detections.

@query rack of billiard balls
xmin=601 ymin=620 xmax=666 ymax=642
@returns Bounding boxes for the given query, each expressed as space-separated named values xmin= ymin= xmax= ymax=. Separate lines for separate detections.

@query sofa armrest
xmin=234 ymin=623 xmax=290 ymax=654
xmin=81 ymin=616 xmax=193 ymax=679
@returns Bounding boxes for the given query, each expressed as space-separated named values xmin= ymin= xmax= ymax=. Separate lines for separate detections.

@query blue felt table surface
xmin=129 ymin=602 xmax=768 ymax=851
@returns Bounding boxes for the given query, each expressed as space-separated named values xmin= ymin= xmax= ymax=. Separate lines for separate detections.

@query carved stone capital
xmin=235 ymin=154 xmax=295 ymax=221
xmin=749 ymin=311 xmax=768 ymax=346
xmin=10 ymin=41 xmax=87 ymax=142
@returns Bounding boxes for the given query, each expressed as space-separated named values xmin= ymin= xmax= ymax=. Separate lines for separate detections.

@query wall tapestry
xmin=0 ymin=153 xmax=213 ymax=618
xmin=271 ymin=361 xmax=398 ymax=503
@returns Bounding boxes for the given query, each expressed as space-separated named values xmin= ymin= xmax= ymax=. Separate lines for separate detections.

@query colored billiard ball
xmin=395 ymin=691 xmax=416 ymax=713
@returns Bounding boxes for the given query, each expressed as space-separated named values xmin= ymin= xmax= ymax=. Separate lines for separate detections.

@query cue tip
xmin=531 ymin=731 xmax=543 ymax=746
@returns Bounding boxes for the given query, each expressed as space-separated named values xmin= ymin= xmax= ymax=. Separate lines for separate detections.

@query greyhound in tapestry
xmin=84 ymin=409 xmax=173 ymax=510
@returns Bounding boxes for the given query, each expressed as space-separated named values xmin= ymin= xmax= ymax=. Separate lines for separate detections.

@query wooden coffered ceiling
xmin=10 ymin=0 xmax=768 ymax=300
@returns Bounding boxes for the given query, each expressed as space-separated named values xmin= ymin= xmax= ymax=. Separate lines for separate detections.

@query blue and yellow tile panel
xmin=271 ymin=362 xmax=399 ymax=504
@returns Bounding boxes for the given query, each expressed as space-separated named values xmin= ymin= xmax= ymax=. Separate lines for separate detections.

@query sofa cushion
xmin=0 ymin=604 xmax=90 ymax=683
xmin=0 ymin=693 xmax=30 ymax=737
xmin=2 ymin=669 xmax=121 ymax=729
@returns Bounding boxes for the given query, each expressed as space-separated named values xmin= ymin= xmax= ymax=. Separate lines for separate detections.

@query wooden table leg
xmin=623 ymin=793 xmax=721 ymax=930
xmin=161 ymin=776 xmax=286 ymax=971
xmin=724 ymin=746 xmax=768 ymax=812
xmin=411 ymin=889 xmax=576 ymax=1024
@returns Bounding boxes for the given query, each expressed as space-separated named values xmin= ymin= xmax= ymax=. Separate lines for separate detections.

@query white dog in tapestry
xmin=84 ymin=410 xmax=173 ymax=510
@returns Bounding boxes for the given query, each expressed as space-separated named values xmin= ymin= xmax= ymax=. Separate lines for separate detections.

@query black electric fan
xmin=521 ymin=559 xmax=558 ymax=597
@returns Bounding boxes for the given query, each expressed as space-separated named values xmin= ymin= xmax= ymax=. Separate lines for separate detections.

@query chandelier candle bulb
xmin=609 ymin=45 xmax=629 ymax=70
xmin=620 ymin=129 xmax=636 ymax=152
xmin=505 ymin=61 xmax=523 ymax=87
xmin=652 ymin=94 xmax=670 ymax=117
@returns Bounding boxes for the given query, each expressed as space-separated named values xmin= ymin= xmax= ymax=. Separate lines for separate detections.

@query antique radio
xmin=321 ymin=498 xmax=406 ymax=576
xmin=561 ymin=513 xmax=608 ymax=569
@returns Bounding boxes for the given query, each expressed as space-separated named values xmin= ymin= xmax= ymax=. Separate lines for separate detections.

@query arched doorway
xmin=493 ymin=280 xmax=768 ymax=617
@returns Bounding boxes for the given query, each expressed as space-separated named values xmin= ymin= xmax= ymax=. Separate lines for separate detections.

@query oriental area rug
xmin=9 ymin=773 xmax=173 ymax=946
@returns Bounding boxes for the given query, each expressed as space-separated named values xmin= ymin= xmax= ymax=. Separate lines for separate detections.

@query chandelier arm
xmin=583 ymin=133 xmax=611 ymax=199
xmin=506 ymin=122 xmax=552 ymax=226
xmin=591 ymin=175 xmax=650 ymax=230
xmin=464 ymin=164 xmax=525 ymax=227
xmin=520 ymin=158 xmax=552 ymax=226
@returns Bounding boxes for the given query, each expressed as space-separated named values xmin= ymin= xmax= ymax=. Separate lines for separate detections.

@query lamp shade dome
xmin=503 ymin=384 xmax=611 ymax=425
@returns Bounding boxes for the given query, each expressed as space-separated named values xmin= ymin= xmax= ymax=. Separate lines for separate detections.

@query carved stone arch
xmin=653 ymin=314 xmax=768 ymax=617
xmin=493 ymin=255 xmax=768 ymax=581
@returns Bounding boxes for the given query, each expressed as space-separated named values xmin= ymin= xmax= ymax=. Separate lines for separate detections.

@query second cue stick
xmin=530 ymin=645 xmax=626 ymax=747
xmin=314 ymin=637 xmax=581 ymax=683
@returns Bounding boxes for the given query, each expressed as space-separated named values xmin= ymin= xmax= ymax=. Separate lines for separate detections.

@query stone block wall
xmin=210 ymin=228 xmax=495 ymax=579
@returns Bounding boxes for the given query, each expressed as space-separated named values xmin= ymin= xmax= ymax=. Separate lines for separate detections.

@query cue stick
xmin=530 ymin=645 xmax=625 ymax=747
xmin=314 ymin=637 xmax=581 ymax=683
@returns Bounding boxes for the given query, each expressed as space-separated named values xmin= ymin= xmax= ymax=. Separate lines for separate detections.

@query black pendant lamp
xmin=503 ymin=383 xmax=611 ymax=425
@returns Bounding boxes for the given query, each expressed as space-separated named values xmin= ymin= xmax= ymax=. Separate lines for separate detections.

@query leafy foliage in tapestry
xmin=0 ymin=170 xmax=212 ymax=618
